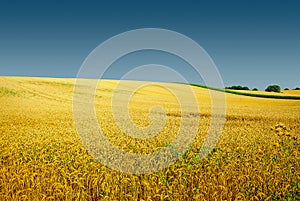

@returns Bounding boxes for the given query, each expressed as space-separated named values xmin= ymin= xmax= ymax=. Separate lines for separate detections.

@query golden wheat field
xmin=0 ymin=76 xmax=299 ymax=200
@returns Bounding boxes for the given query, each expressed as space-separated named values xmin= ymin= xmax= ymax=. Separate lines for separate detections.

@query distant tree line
xmin=265 ymin=85 xmax=299 ymax=92
xmin=226 ymin=85 xmax=259 ymax=91
xmin=282 ymin=87 xmax=300 ymax=90
xmin=226 ymin=85 xmax=299 ymax=92
xmin=225 ymin=85 xmax=250 ymax=90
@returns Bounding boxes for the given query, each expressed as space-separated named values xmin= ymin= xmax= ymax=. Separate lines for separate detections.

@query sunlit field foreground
xmin=0 ymin=76 xmax=299 ymax=200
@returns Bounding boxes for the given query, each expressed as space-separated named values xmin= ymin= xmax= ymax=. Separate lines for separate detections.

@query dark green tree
xmin=265 ymin=85 xmax=281 ymax=92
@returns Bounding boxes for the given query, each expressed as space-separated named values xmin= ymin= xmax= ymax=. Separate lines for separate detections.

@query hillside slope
xmin=0 ymin=76 xmax=299 ymax=200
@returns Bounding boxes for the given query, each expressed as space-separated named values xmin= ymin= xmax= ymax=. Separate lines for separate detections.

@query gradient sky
xmin=0 ymin=0 xmax=299 ymax=89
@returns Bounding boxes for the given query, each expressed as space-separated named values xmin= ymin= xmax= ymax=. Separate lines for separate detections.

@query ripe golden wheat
xmin=0 ymin=76 xmax=299 ymax=200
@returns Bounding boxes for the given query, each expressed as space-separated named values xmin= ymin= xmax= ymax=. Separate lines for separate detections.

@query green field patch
xmin=0 ymin=87 xmax=19 ymax=97
xmin=98 ymin=88 xmax=113 ymax=92
xmin=29 ymin=80 xmax=74 ymax=88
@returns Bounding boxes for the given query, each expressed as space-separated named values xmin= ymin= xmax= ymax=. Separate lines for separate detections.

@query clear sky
xmin=0 ymin=0 xmax=299 ymax=89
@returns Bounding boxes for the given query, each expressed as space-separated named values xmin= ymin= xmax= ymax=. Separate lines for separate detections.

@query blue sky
xmin=0 ymin=0 xmax=299 ymax=89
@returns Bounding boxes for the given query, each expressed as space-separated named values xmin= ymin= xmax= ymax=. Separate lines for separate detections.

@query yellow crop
xmin=0 ymin=76 xmax=299 ymax=200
